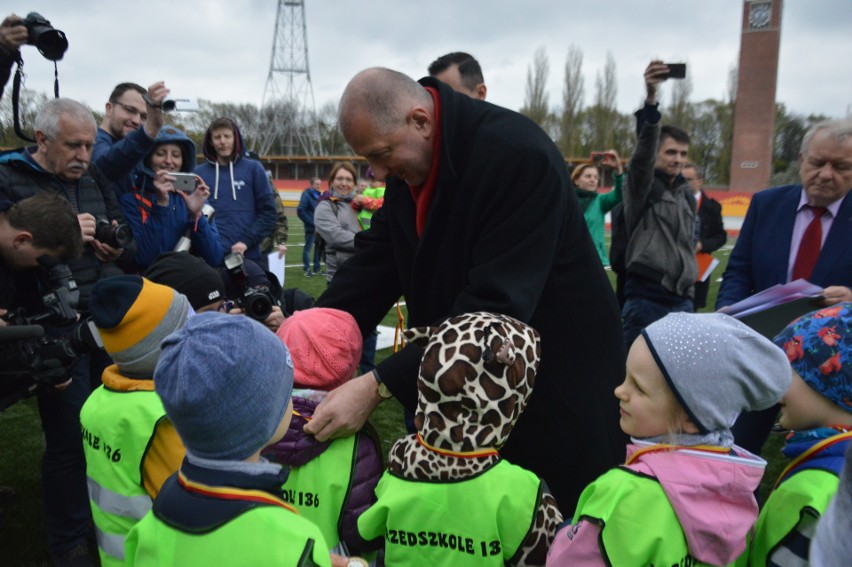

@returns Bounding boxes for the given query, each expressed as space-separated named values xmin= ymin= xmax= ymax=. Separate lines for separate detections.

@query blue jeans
xmin=359 ymin=328 xmax=378 ymax=376
xmin=37 ymin=350 xmax=110 ymax=555
xmin=622 ymin=296 xmax=694 ymax=350
xmin=302 ymin=231 xmax=321 ymax=272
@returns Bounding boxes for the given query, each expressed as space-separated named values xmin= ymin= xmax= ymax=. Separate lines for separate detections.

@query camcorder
xmin=1 ymin=258 xmax=102 ymax=411
xmin=222 ymin=252 xmax=275 ymax=321
xmin=95 ymin=217 xmax=133 ymax=249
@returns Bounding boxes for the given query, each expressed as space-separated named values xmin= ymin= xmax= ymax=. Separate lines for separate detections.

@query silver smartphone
xmin=170 ymin=173 xmax=198 ymax=194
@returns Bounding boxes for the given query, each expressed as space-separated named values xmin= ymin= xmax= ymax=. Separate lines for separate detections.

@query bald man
xmin=304 ymin=67 xmax=626 ymax=512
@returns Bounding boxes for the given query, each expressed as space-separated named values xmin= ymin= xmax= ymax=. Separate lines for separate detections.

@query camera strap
xmin=12 ymin=58 xmax=61 ymax=144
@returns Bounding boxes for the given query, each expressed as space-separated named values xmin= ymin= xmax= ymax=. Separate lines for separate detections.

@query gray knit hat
xmin=154 ymin=312 xmax=295 ymax=460
xmin=642 ymin=312 xmax=791 ymax=437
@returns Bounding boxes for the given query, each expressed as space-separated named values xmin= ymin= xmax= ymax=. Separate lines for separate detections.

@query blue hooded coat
xmin=124 ymin=127 xmax=224 ymax=269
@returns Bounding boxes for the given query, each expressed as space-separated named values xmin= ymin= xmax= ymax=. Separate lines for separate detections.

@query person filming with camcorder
xmin=0 ymin=192 xmax=93 ymax=407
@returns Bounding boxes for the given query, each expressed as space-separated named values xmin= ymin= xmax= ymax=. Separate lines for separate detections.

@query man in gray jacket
xmin=621 ymin=60 xmax=697 ymax=348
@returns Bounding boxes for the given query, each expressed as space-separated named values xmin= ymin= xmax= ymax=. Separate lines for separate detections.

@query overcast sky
xmin=7 ymin=1 xmax=851 ymax=121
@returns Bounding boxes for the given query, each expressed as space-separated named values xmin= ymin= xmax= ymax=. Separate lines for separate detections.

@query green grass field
xmin=0 ymin=219 xmax=786 ymax=565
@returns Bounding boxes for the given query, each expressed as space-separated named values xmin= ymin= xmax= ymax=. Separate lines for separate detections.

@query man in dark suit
xmin=682 ymin=165 xmax=726 ymax=310
xmin=304 ymin=67 xmax=627 ymax=514
xmin=717 ymin=117 xmax=852 ymax=454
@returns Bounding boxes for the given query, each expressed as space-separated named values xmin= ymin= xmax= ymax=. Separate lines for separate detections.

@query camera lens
xmin=243 ymin=293 xmax=273 ymax=321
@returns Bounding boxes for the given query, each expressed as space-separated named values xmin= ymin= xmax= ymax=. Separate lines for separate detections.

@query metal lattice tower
xmin=259 ymin=0 xmax=322 ymax=156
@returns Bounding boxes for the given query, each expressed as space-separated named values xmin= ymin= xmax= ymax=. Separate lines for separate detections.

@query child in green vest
xmin=353 ymin=169 xmax=385 ymax=230
xmin=81 ymin=276 xmax=191 ymax=567
xmin=124 ymin=313 xmax=333 ymax=566
xmin=749 ymin=302 xmax=852 ymax=566
xmin=548 ymin=312 xmax=791 ymax=567
xmin=263 ymin=308 xmax=383 ymax=562
xmin=357 ymin=312 xmax=563 ymax=566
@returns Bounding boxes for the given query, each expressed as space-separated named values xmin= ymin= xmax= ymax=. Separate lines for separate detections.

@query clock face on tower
xmin=749 ymin=2 xmax=772 ymax=29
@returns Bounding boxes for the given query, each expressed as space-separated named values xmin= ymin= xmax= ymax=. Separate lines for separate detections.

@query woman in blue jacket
xmin=122 ymin=127 xmax=223 ymax=269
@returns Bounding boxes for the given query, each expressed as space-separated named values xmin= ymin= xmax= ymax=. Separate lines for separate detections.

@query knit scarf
xmin=575 ymin=188 xmax=597 ymax=214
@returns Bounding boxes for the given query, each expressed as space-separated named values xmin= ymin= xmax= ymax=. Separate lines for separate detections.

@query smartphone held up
xmin=662 ymin=63 xmax=687 ymax=80
xmin=169 ymin=173 xmax=198 ymax=194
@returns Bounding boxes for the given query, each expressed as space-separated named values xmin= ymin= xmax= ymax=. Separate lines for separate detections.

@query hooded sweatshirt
xmin=194 ymin=119 xmax=276 ymax=263
xmin=125 ymin=127 xmax=223 ymax=269
xmin=547 ymin=439 xmax=765 ymax=566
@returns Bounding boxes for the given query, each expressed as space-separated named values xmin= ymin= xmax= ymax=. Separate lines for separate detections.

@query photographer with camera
xmin=0 ymin=193 xmax=83 ymax=313
xmin=0 ymin=97 xmax=136 ymax=565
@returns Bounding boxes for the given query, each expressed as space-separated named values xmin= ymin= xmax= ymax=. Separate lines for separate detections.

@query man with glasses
xmin=93 ymin=82 xmax=170 ymax=200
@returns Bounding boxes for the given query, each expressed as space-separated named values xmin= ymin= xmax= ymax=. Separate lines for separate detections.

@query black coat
xmin=317 ymin=78 xmax=626 ymax=511
xmin=694 ymin=192 xmax=727 ymax=309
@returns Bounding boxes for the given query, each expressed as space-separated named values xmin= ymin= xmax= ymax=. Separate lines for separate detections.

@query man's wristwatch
xmin=372 ymin=370 xmax=393 ymax=400
xmin=346 ymin=558 xmax=369 ymax=567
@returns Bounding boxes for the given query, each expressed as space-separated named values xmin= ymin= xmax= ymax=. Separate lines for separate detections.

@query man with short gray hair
xmin=0 ymin=97 xmax=136 ymax=565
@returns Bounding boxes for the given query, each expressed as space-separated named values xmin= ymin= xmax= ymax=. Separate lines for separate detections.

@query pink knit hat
xmin=275 ymin=308 xmax=363 ymax=390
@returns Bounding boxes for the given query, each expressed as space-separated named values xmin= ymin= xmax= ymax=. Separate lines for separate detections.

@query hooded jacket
xmin=547 ymin=440 xmax=765 ymax=566
xmin=125 ymin=127 xmax=223 ymax=269
xmin=194 ymin=119 xmax=276 ymax=263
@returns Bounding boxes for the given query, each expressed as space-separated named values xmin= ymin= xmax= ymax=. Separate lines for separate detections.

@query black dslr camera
xmin=95 ymin=217 xmax=133 ymax=249
xmin=1 ymin=258 xmax=102 ymax=411
xmin=222 ymin=252 xmax=275 ymax=321
xmin=23 ymin=12 xmax=68 ymax=61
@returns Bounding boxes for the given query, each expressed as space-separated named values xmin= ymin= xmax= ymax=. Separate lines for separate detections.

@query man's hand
xmin=644 ymin=60 xmax=669 ymax=105
xmin=143 ymin=81 xmax=169 ymax=139
xmin=277 ymin=243 xmax=287 ymax=258
xmin=0 ymin=14 xmax=26 ymax=53
xmin=91 ymin=239 xmax=123 ymax=263
xmin=77 ymin=213 xmax=97 ymax=243
xmin=303 ymin=374 xmax=383 ymax=441
xmin=821 ymin=286 xmax=852 ymax=306
xmin=262 ymin=305 xmax=285 ymax=332
xmin=231 ymin=242 xmax=248 ymax=255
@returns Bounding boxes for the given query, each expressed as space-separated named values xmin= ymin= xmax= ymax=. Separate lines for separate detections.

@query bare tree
xmin=666 ymin=73 xmax=693 ymax=130
xmin=559 ymin=45 xmax=584 ymax=156
xmin=316 ymin=101 xmax=349 ymax=155
xmin=520 ymin=46 xmax=550 ymax=127
xmin=586 ymin=52 xmax=619 ymax=151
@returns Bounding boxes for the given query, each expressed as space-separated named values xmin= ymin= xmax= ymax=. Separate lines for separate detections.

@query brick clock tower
xmin=729 ymin=0 xmax=783 ymax=192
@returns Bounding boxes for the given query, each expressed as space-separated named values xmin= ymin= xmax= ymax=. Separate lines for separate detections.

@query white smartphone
xmin=170 ymin=173 xmax=198 ymax=194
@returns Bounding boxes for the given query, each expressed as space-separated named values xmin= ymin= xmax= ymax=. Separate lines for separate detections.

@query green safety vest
xmin=574 ymin=467 xmax=747 ymax=567
xmin=125 ymin=503 xmax=331 ymax=566
xmin=281 ymin=433 xmax=356 ymax=549
xmin=357 ymin=186 xmax=385 ymax=229
xmin=358 ymin=459 xmax=542 ymax=566
xmin=80 ymin=386 xmax=166 ymax=567
xmin=749 ymin=469 xmax=838 ymax=566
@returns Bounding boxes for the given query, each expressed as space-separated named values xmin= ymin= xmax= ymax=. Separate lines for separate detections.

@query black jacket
xmin=0 ymin=150 xmax=135 ymax=310
xmin=316 ymin=77 xmax=626 ymax=511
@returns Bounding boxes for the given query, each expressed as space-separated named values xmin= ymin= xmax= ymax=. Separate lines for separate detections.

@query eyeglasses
xmin=115 ymin=102 xmax=147 ymax=122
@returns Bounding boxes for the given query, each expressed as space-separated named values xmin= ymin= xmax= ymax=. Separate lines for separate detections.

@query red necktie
xmin=792 ymin=206 xmax=827 ymax=281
